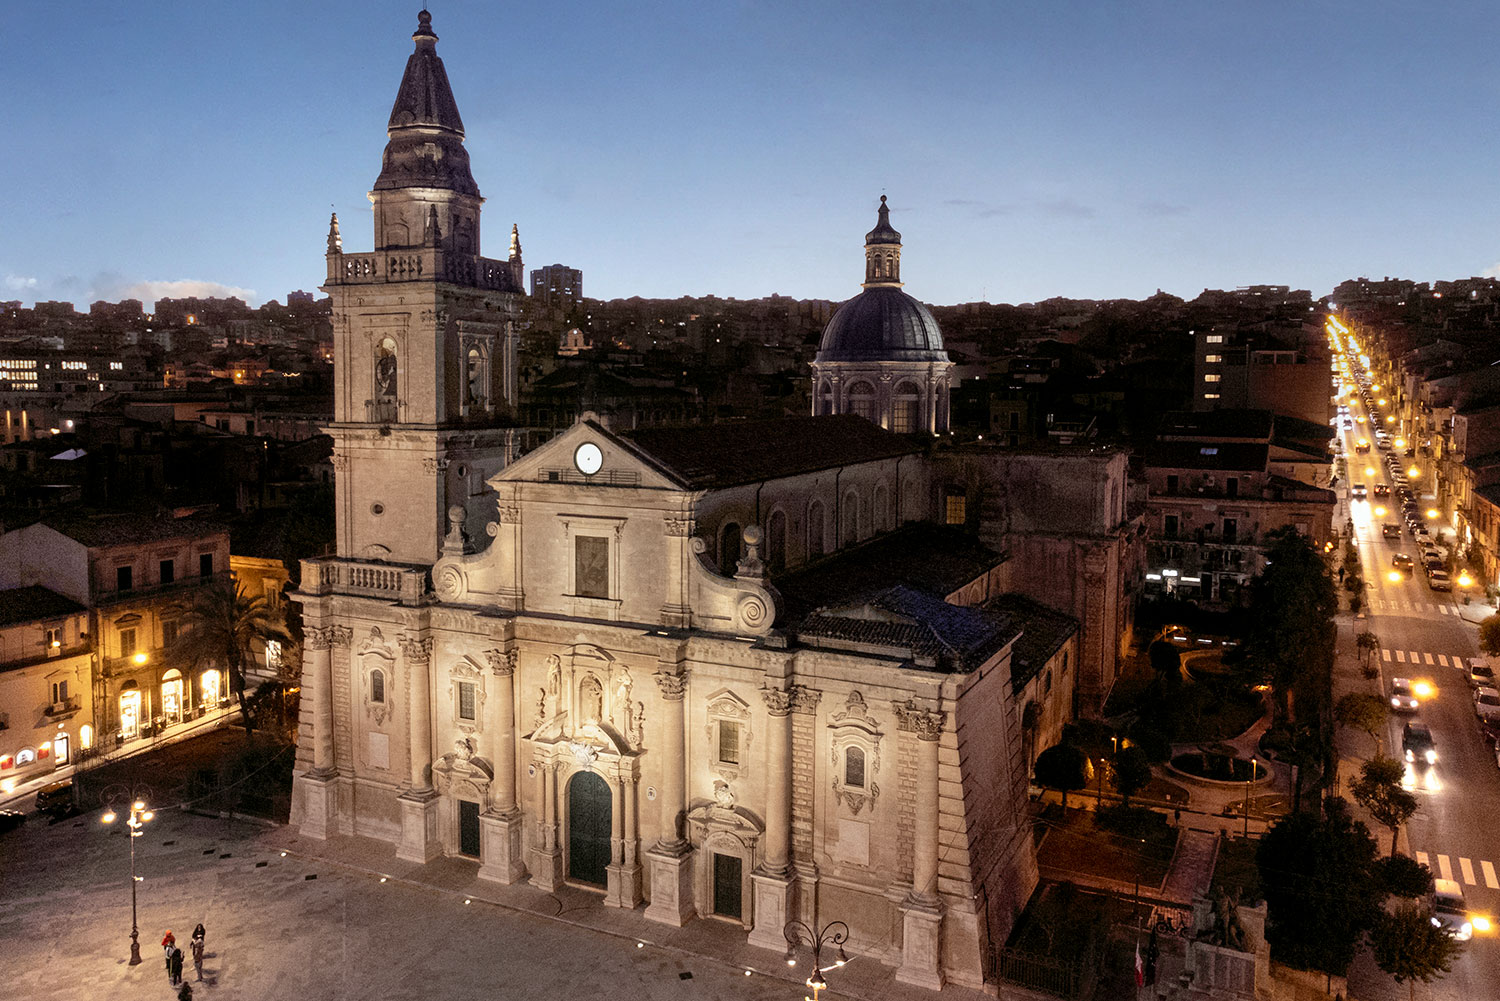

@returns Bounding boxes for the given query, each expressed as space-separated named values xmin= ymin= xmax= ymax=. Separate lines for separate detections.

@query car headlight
xmin=1406 ymin=749 xmax=1416 ymax=762
xmin=1392 ymin=698 xmax=1401 ymax=707
xmin=1461 ymin=922 xmax=1473 ymax=940
xmin=1426 ymin=749 xmax=1438 ymax=764
xmin=1432 ymin=916 xmax=1442 ymax=928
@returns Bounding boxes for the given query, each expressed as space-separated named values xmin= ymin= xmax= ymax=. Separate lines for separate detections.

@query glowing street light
xmin=784 ymin=920 xmax=849 ymax=1001
xmin=1374 ymin=506 xmax=1387 ymax=518
xmin=1365 ymin=466 xmax=1376 ymax=477
xmin=1427 ymin=509 xmax=1439 ymax=520
xmin=132 ymin=652 xmax=148 ymax=666
xmin=1394 ymin=438 xmax=1407 ymax=449
xmin=101 ymin=789 xmax=155 ymax=965
xmin=1408 ymin=467 xmax=1421 ymax=479
xmin=1389 ymin=570 xmax=1404 ymax=583
xmin=1458 ymin=572 xmax=1474 ymax=588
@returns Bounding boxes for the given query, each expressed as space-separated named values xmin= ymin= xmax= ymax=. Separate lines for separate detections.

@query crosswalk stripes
xmin=1373 ymin=649 xmax=1468 ymax=670
xmin=1369 ymin=598 xmax=1465 ymax=614
xmin=1415 ymin=852 xmax=1500 ymax=890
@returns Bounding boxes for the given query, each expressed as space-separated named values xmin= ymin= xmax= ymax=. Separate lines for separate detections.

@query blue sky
xmin=4 ymin=1 xmax=1499 ymax=310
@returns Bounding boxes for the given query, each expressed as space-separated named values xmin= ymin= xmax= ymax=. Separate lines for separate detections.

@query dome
xmin=815 ymin=285 xmax=948 ymax=363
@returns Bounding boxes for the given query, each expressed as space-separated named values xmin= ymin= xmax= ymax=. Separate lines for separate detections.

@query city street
xmin=1332 ymin=360 xmax=1500 ymax=999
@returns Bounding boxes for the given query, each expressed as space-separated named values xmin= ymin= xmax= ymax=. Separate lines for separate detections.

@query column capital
xmin=761 ymin=687 xmax=794 ymax=717
xmin=654 ymin=671 xmax=688 ymax=700
xmin=485 ymin=647 xmax=518 ymax=676
xmin=327 ymin=624 xmax=352 ymax=648
xmin=789 ymin=685 xmax=822 ymax=715
xmin=306 ymin=626 xmax=334 ymax=651
xmin=400 ymin=634 xmax=433 ymax=664
xmin=894 ymin=699 xmax=945 ymax=740
xmin=663 ymin=517 xmax=695 ymax=537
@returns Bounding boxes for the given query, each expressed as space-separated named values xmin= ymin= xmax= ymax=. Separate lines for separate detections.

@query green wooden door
xmin=568 ymin=771 xmax=611 ymax=885
xmin=458 ymin=799 xmax=481 ymax=858
xmin=712 ymin=853 xmax=742 ymax=919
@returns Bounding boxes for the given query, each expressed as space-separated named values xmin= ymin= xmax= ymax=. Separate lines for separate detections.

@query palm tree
xmin=172 ymin=581 xmax=292 ymax=738
xmin=1356 ymin=631 xmax=1382 ymax=670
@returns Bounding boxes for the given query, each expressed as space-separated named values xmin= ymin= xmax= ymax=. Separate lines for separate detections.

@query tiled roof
xmin=620 ymin=414 xmax=926 ymax=490
xmin=40 ymin=513 xmax=229 ymax=548
xmin=797 ymin=585 xmax=1018 ymax=674
xmin=984 ymin=593 xmax=1079 ymax=693
xmin=774 ymin=523 xmax=1005 ymax=623
xmin=0 ymin=585 xmax=86 ymax=627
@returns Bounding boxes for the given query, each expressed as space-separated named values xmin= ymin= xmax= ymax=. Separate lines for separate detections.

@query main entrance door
xmin=713 ymin=852 xmax=743 ymax=919
xmin=567 ymin=771 xmax=611 ymax=886
xmin=458 ymin=800 xmax=481 ymax=858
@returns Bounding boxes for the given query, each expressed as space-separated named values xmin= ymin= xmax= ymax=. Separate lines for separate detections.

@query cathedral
xmin=292 ymin=11 xmax=1047 ymax=990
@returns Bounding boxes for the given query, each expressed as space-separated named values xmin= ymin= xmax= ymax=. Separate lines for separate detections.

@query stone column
xmin=896 ymin=699 xmax=947 ymax=989
xmin=530 ymin=758 xmax=563 ymax=891
xmin=396 ymin=635 xmax=439 ymax=864
xmin=659 ymin=516 xmax=694 ymax=628
xmin=479 ymin=648 xmax=526 ymax=884
xmin=748 ymin=687 xmax=795 ymax=951
xmin=645 ymin=670 xmax=695 ymax=926
xmin=604 ymin=763 xmax=632 ymax=908
xmin=495 ymin=496 xmax=524 ymax=612
xmin=293 ymin=625 xmax=338 ymax=839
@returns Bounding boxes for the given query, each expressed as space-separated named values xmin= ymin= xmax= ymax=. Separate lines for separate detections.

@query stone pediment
xmin=487 ymin=417 xmax=686 ymax=491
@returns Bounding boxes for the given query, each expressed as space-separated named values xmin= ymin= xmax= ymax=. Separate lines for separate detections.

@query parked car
xmin=1475 ymin=687 xmax=1500 ymax=725
xmin=33 ymin=780 xmax=74 ymax=817
xmin=1428 ymin=569 xmax=1452 ymax=591
xmin=1468 ymin=658 xmax=1495 ymax=690
xmin=1391 ymin=677 xmax=1420 ymax=713
xmin=1432 ymin=878 xmax=1474 ymax=941
xmin=1403 ymin=721 xmax=1438 ymax=764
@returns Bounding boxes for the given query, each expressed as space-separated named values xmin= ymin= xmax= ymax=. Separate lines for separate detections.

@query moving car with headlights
xmin=1432 ymin=879 xmax=1473 ymax=942
xmin=1390 ymin=678 xmax=1420 ymax=713
xmin=1392 ymin=554 xmax=1414 ymax=574
xmin=1352 ymin=483 xmax=1367 ymax=500
xmin=1403 ymin=721 xmax=1437 ymax=764
xmin=1383 ymin=523 xmax=1401 ymax=539
xmin=1475 ymin=687 xmax=1500 ymax=725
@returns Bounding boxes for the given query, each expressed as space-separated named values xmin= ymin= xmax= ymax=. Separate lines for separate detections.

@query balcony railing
xmin=44 ymin=695 xmax=82 ymax=718
xmin=299 ymin=556 xmax=431 ymax=605
xmin=327 ymin=250 xmax=520 ymax=292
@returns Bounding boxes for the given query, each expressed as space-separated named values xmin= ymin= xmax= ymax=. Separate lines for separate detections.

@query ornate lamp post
xmin=784 ymin=920 xmax=849 ymax=1001
xmin=101 ymin=786 xmax=154 ymax=965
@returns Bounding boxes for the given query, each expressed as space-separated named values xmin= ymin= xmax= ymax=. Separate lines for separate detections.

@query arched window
xmin=892 ymin=382 xmax=921 ymax=434
xmin=466 ymin=347 xmax=485 ymax=407
xmin=873 ymin=484 xmax=889 ymax=532
xmin=844 ymin=746 xmax=866 ymax=788
xmin=720 ymin=522 xmax=742 ymax=573
xmin=842 ymin=490 xmax=860 ymax=544
xmin=767 ymin=510 xmax=787 ymax=573
xmin=847 ymin=381 xmax=876 ymax=422
xmin=808 ymin=501 xmax=825 ymax=557
xmin=817 ymin=380 xmax=834 ymax=416
xmin=371 ymin=668 xmax=386 ymax=704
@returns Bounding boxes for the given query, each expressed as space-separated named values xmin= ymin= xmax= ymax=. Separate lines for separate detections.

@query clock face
xmin=574 ymin=442 xmax=603 ymax=476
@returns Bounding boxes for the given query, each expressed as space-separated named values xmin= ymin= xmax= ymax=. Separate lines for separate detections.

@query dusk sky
xmin=5 ymin=1 xmax=1499 ymax=311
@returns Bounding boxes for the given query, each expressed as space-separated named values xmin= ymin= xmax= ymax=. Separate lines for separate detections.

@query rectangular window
xmin=1226 ymin=476 xmax=1239 ymax=498
xmin=458 ymin=680 xmax=477 ymax=721
xmin=1223 ymin=518 xmax=1238 ymax=543
xmin=575 ymin=536 xmax=609 ymax=599
xmin=51 ymin=680 xmax=68 ymax=703
xmin=162 ymin=620 xmax=179 ymax=648
xmin=159 ymin=559 xmax=174 ymax=584
xmin=120 ymin=628 xmax=136 ymax=658
xmin=1204 ymin=354 xmax=1223 ymax=363
xmin=1204 ymin=373 xmax=1221 ymax=383
xmin=1163 ymin=514 xmax=1179 ymax=538
xmin=717 ymin=720 xmax=742 ymax=765
xmin=1166 ymin=474 xmax=1179 ymax=494
xmin=944 ymin=492 xmax=966 ymax=526
xmin=265 ymin=639 xmax=282 ymax=670
xmin=1205 ymin=334 xmax=1224 ymax=344
xmin=1203 ymin=393 xmax=1221 ymax=400
xmin=199 ymin=553 xmax=213 ymax=577
xmin=116 ymin=565 xmax=133 ymax=591
xmin=45 ymin=627 xmax=60 ymax=649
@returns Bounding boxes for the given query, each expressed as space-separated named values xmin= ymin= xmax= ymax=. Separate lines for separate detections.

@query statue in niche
xmin=613 ymin=668 xmax=633 ymax=728
xmin=713 ymin=779 xmax=736 ymax=810
xmin=453 ymin=736 xmax=475 ymax=762
xmin=375 ymin=337 xmax=398 ymax=398
xmin=627 ymin=699 xmax=645 ymax=747
xmin=579 ymin=675 xmax=603 ymax=726
xmin=543 ymin=655 xmax=561 ymax=720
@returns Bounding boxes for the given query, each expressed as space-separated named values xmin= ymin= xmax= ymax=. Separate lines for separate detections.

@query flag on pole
xmin=1135 ymin=941 xmax=1145 ymax=988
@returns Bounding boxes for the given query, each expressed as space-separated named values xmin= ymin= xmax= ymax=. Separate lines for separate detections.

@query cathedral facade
xmin=292 ymin=12 xmax=1041 ymax=990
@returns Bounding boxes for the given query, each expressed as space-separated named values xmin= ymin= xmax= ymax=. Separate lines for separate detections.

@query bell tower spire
xmin=862 ymin=195 xmax=903 ymax=288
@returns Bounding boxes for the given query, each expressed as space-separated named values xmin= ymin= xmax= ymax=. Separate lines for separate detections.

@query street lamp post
xmin=1242 ymin=758 xmax=1256 ymax=838
xmin=101 ymin=789 xmax=154 ymax=965
xmin=784 ymin=919 xmax=849 ymax=1001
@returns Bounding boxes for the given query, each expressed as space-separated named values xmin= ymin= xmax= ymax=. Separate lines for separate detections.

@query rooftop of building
xmin=983 ymin=593 xmax=1080 ymax=694
xmin=1143 ymin=440 xmax=1269 ymax=472
xmin=0 ymin=585 xmax=86 ymax=628
xmin=793 ymin=584 xmax=1019 ymax=674
xmin=619 ymin=414 xmax=926 ymax=490
xmin=1157 ymin=409 xmax=1273 ymax=441
xmin=33 ymin=512 xmax=229 ymax=548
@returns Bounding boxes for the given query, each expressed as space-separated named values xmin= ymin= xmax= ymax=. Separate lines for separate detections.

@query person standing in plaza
xmin=190 ymin=925 xmax=205 ymax=981
xmin=162 ymin=931 xmax=176 ymax=981
xmin=168 ymin=944 xmax=184 ymax=986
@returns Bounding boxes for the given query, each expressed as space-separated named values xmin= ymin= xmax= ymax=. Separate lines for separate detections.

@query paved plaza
xmin=0 ymin=805 xmax=998 ymax=1001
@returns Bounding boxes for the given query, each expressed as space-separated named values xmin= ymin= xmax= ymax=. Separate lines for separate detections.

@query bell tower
xmin=322 ymin=9 xmax=527 ymax=566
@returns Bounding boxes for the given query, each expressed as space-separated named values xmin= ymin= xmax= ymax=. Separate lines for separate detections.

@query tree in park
xmin=1033 ymin=742 xmax=1090 ymax=810
xmin=1351 ymin=756 xmax=1418 ymax=857
xmin=1355 ymin=631 xmax=1382 ymax=675
xmin=1256 ymin=797 xmax=1380 ymax=977
xmin=1369 ymin=901 xmax=1464 ymax=1001
xmin=1479 ymin=614 xmax=1500 ymax=658
xmin=171 ymin=580 xmax=293 ymax=739
xmin=1334 ymin=692 xmax=1388 ymax=746
xmin=1244 ymin=527 xmax=1337 ymax=732
xmin=1378 ymin=854 xmax=1434 ymax=900
xmin=1111 ymin=745 xmax=1153 ymax=807
xmin=1148 ymin=640 xmax=1183 ymax=690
